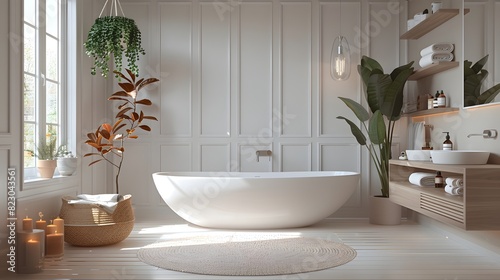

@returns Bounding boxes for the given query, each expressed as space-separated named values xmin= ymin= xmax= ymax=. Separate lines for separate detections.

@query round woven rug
xmin=137 ymin=234 xmax=356 ymax=276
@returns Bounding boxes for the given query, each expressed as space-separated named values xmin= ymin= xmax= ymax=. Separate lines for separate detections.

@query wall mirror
xmin=463 ymin=0 xmax=500 ymax=108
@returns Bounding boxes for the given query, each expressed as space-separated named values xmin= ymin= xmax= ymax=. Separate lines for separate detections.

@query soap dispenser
xmin=443 ymin=132 xmax=453 ymax=150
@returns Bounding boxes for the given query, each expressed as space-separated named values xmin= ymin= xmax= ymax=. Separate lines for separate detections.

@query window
xmin=23 ymin=0 xmax=67 ymax=179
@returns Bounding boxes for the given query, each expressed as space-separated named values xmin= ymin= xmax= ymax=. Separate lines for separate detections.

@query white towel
xmin=409 ymin=172 xmax=436 ymax=187
xmin=419 ymin=52 xmax=454 ymax=68
xmin=420 ymin=43 xmax=455 ymax=57
xmin=68 ymin=194 xmax=124 ymax=214
xmin=445 ymin=177 xmax=463 ymax=188
xmin=445 ymin=185 xmax=463 ymax=196
xmin=409 ymin=122 xmax=425 ymax=150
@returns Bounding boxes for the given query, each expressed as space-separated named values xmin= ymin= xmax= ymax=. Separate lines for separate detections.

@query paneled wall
xmin=95 ymin=0 xmax=406 ymax=220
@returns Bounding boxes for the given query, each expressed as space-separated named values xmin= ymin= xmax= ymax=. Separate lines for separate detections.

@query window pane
xmin=46 ymin=81 xmax=59 ymax=124
xmin=24 ymin=123 xmax=36 ymax=168
xmin=24 ymin=25 xmax=36 ymax=74
xmin=24 ymin=0 xmax=37 ymax=26
xmin=46 ymin=0 xmax=59 ymax=36
xmin=24 ymin=74 xmax=36 ymax=122
xmin=46 ymin=36 xmax=59 ymax=81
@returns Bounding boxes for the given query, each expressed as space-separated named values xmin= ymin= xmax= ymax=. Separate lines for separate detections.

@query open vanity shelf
xmin=408 ymin=61 xmax=459 ymax=80
xmin=389 ymin=160 xmax=500 ymax=230
xmin=400 ymin=9 xmax=469 ymax=40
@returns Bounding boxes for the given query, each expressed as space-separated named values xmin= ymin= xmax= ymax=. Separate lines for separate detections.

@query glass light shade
xmin=330 ymin=35 xmax=351 ymax=81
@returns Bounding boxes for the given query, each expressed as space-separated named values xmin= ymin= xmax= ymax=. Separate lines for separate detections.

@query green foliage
xmin=464 ymin=55 xmax=500 ymax=106
xmin=26 ymin=135 xmax=65 ymax=160
xmin=84 ymin=16 xmax=146 ymax=78
xmin=84 ymin=69 xmax=159 ymax=194
xmin=337 ymin=56 xmax=414 ymax=197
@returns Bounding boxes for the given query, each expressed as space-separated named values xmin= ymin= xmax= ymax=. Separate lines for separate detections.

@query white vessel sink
xmin=406 ymin=150 xmax=432 ymax=161
xmin=430 ymin=150 xmax=490 ymax=164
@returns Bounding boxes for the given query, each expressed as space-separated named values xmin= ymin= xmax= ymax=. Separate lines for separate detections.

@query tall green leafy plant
xmin=464 ymin=54 xmax=500 ymax=106
xmin=337 ymin=56 xmax=414 ymax=197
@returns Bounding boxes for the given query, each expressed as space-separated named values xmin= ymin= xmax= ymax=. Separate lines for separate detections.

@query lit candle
xmin=35 ymin=212 xmax=47 ymax=232
xmin=26 ymin=239 xmax=41 ymax=268
xmin=23 ymin=216 xmax=33 ymax=232
xmin=53 ymin=217 xmax=64 ymax=234
xmin=46 ymin=233 xmax=64 ymax=257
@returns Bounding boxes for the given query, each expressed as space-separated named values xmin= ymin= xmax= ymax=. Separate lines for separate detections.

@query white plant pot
xmin=369 ymin=196 xmax=402 ymax=225
xmin=57 ymin=158 xmax=78 ymax=176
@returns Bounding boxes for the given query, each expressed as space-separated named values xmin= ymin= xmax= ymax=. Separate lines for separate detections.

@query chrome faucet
xmin=467 ymin=129 xmax=498 ymax=139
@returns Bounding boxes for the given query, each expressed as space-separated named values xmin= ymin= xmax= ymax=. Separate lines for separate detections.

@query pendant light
xmin=330 ymin=0 xmax=351 ymax=81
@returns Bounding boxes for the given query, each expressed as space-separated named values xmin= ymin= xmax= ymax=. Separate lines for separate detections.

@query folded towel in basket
xmin=67 ymin=194 xmax=124 ymax=214
xmin=409 ymin=172 xmax=436 ymax=187
xmin=445 ymin=177 xmax=463 ymax=188
xmin=419 ymin=52 xmax=454 ymax=68
xmin=420 ymin=43 xmax=455 ymax=56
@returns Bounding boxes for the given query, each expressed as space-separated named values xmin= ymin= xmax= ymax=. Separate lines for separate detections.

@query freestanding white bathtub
xmin=152 ymin=171 xmax=359 ymax=229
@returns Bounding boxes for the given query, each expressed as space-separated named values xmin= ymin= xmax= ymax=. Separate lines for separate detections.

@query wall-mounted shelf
xmin=408 ymin=61 xmax=459 ymax=80
xmin=400 ymin=9 xmax=469 ymax=40
xmin=405 ymin=107 xmax=459 ymax=118
xmin=389 ymin=160 xmax=500 ymax=230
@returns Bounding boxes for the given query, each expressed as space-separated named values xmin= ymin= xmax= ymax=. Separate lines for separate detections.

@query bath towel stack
xmin=444 ymin=177 xmax=464 ymax=196
xmin=409 ymin=172 xmax=435 ymax=187
xmin=419 ymin=43 xmax=455 ymax=68
xmin=67 ymin=194 xmax=124 ymax=214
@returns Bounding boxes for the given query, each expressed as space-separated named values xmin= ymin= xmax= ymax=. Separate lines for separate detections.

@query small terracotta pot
xmin=369 ymin=195 xmax=402 ymax=225
xmin=37 ymin=159 xmax=57 ymax=178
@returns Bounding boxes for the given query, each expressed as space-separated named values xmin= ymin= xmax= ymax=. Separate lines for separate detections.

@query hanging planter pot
xmin=84 ymin=0 xmax=145 ymax=78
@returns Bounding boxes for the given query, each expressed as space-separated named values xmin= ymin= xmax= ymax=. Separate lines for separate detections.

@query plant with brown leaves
xmin=85 ymin=69 xmax=159 ymax=194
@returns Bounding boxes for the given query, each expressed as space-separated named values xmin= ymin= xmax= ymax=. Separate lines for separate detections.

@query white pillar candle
xmin=53 ymin=217 xmax=64 ymax=234
xmin=26 ymin=239 xmax=41 ymax=268
xmin=46 ymin=233 xmax=64 ymax=258
xmin=22 ymin=216 xmax=33 ymax=232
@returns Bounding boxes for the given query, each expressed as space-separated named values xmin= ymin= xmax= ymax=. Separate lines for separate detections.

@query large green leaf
xmin=337 ymin=117 xmax=367 ymax=146
xmin=338 ymin=97 xmax=370 ymax=122
xmin=380 ymin=67 xmax=413 ymax=121
xmin=471 ymin=54 xmax=488 ymax=74
xmin=366 ymin=73 xmax=390 ymax=113
xmin=463 ymin=60 xmax=475 ymax=79
xmin=390 ymin=61 xmax=414 ymax=82
xmin=361 ymin=55 xmax=384 ymax=72
xmin=477 ymin=83 xmax=500 ymax=104
xmin=368 ymin=111 xmax=386 ymax=145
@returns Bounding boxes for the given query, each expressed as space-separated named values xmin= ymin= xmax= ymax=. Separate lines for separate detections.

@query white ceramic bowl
xmin=430 ymin=150 xmax=490 ymax=165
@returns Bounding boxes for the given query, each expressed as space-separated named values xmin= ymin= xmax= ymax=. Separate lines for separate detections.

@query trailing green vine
xmin=84 ymin=16 xmax=146 ymax=78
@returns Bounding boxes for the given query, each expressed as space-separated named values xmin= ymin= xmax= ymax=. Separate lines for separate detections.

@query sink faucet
xmin=467 ymin=129 xmax=498 ymax=139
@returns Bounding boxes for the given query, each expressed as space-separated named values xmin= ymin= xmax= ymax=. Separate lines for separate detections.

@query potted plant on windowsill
xmin=337 ymin=56 xmax=414 ymax=225
xmin=57 ymin=147 xmax=78 ymax=176
xmin=26 ymin=135 xmax=65 ymax=179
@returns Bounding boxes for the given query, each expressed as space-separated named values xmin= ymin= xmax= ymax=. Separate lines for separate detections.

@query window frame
xmin=23 ymin=0 xmax=69 ymax=181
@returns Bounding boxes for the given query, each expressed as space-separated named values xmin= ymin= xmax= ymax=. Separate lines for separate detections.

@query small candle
xmin=26 ymin=239 xmax=41 ymax=268
xmin=53 ymin=217 xmax=64 ymax=234
xmin=46 ymin=233 xmax=64 ymax=257
xmin=46 ymin=224 xmax=57 ymax=235
xmin=23 ymin=216 xmax=33 ymax=232
xmin=35 ymin=212 xmax=47 ymax=231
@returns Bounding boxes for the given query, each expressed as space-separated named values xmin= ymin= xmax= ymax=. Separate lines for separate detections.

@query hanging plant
xmin=84 ymin=0 xmax=146 ymax=78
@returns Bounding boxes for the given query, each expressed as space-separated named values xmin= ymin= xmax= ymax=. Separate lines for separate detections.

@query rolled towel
xmin=68 ymin=194 xmax=124 ymax=214
xmin=409 ymin=172 xmax=436 ymax=187
xmin=445 ymin=185 xmax=463 ymax=196
xmin=419 ymin=52 xmax=454 ymax=68
xmin=420 ymin=43 xmax=455 ymax=56
xmin=445 ymin=177 xmax=463 ymax=188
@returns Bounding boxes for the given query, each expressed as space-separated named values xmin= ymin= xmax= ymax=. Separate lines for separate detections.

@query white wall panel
xmin=281 ymin=2 xmax=311 ymax=137
xmin=0 ymin=0 xmax=8 ymax=133
xmin=200 ymin=144 xmax=230 ymax=171
xmin=280 ymin=143 xmax=311 ymax=171
xmin=159 ymin=3 xmax=192 ymax=137
xmin=119 ymin=144 xmax=154 ymax=205
xmin=0 ymin=148 xmax=8 ymax=237
xmin=239 ymin=3 xmax=273 ymax=136
xmin=200 ymin=3 xmax=231 ymax=137
xmin=160 ymin=144 xmax=192 ymax=172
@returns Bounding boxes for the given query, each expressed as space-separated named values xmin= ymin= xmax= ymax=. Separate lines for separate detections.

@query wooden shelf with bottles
xmin=389 ymin=160 xmax=500 ymax=230
xmin=404 ymin=107 xmax=459 ymax=118
xmin=408 ymin=61 xmax=459 ymax=81
xmin=400 ymin=9 xmax=470 ymax=40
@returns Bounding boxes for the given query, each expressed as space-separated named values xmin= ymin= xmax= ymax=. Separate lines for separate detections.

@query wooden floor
xmin=4 ymin=218 xmax=500 ymax=279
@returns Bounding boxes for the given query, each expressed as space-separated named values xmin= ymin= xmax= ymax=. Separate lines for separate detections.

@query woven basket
xmin=59 ymin=194 xmax=135 ymax=247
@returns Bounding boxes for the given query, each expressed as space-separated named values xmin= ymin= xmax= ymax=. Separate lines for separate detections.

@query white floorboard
xmin=3 ymin=218 xmax=500 ymax=279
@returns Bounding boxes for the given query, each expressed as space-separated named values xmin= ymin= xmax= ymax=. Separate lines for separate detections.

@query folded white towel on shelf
xmin=409 ymin=172 xmax=436 ymax=187
xmin=445 ymin=185 xmax=464 ymax=196
xmin=445 ymin=177 xmax=463 ymax=188
xmin=67 ymin=194 xmax=124 ymax=214
xmin=420 ymin=43 xmax=455 ymax=56
xmin=419 ymin=52 xmax=455 ymax=68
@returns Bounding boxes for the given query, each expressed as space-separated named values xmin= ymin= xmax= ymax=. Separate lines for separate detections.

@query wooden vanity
xmin=389 ymin=160 xmax=500 ymax=230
